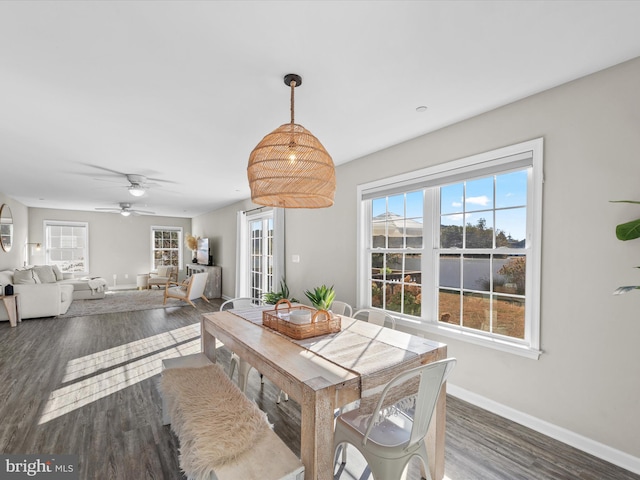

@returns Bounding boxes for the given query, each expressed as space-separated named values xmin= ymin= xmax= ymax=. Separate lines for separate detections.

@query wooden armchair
xmin=163 ymin=272 xmax=209 ymax=308
xmin=148 ymin=266 xmax=178 ymax=289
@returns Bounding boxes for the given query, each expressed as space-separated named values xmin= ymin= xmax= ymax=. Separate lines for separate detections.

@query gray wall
xmin=27 ymin=208 xmax=192 ymax=284
xmin=193 ymin=57 xmax=640 ymax=463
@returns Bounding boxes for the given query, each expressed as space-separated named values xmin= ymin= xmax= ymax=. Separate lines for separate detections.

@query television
xmin=196 ymin=238 xmax=209 ymax=265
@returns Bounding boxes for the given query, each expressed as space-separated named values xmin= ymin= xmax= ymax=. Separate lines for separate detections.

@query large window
xmin=358 ymin=139 xmax=543 ymax=357
xmin=151 ymin=226 xmax=182 ymax=270
xmin=45 ymin=221 xmax=89 ymax=274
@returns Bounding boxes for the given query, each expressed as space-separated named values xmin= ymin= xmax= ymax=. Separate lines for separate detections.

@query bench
xmin=161 ymin=353 xmax=304 ymax=480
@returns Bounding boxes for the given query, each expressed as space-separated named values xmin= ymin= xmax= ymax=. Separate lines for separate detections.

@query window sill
xmin=395 ymin=317 xmax=542 ymax=360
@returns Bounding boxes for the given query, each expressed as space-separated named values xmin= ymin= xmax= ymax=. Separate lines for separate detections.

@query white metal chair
xmin=353 ymin=308 xmax=396 ymax=329
xmin=331 ymin=300 xmax=353 ymax=317
xmin=334 ymin=358 xmax=456 ymax=480
xmin=163 ymin=272 xmax=209 ymax=308
xmin=221 ymin=298 xmax=289 ymax=403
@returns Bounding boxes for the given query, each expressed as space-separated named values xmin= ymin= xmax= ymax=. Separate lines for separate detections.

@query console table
xmin=186 ymin=264 xmax=221 ymax=298
xmin=1 ymin=294 xmax=21 ymax=327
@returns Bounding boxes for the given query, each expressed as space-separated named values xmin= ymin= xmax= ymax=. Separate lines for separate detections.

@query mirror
xmin=0 ymin=204 xmax=13 ymax=253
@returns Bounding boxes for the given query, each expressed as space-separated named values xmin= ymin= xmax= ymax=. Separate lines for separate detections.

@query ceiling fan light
xmin=128 ymin=185 xmax=146 ymax=197
xmin=120 ymin=210 xmax=131 ymax=217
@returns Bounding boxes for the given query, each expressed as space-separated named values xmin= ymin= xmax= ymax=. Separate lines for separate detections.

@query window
xmin=358 ymin=139 xmax=543 ymax=358
xmin=151 ymin=226 xmax=182 ymax=270
xmin=45 ymin=221 xmax=89 ymax=274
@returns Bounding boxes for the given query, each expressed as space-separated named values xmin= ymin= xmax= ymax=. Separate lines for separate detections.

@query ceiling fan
xmin=95 ymin=202 xmax=156 ymax=217
xmin=84 ymin=165 xmax=177 ymax=197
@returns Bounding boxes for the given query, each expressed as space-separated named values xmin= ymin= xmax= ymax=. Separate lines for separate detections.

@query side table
xmin=137 ymin=274 xmax=150 ymax=290
xmin=1 ymin=294 xmax=21 ymax=328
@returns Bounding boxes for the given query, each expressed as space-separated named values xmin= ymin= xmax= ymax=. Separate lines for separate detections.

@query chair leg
xmin=229 ymin=353 xmax=239 ymax=381
xmin=200 ymin=295 xmax=210 ymax=303
xmin=276 ymin=390 xmax=289 ymax=404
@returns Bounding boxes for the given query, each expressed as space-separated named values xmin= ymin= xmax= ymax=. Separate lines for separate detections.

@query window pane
xmin=495 ymin=255 xmax=526 ymax=296
xmin=372 ymin=216 xmax=386 ymax=248
xmin=371 ymin=281 xmax=383 ymax=308
xmin=403 ymin=283 xmax=421 ymax=316
xmin=462 ymin=291 xmax=490 ymax=332
xmin=465 ymin=215 xmax=494 ymax=248
xmin=494 ymin=295 xmax=525 ymax=339
xmin=441 ymin=183 xmax=463 ymax=215
xmin=465 ymin=177 xmax=493 ymax=212
xmin=371 ymin=253 xmax=384 ymax=278
xmin=496 ymin=207 xmax=526 ymax=248
xmin=439 ymin=254 xmax=460 ymax=289
xmin=438 ymin=289 xmax=460 ymax=325
xmin=463 ymin=254 xmax=490 ymax=291
xmin=496 ymin=170 xmax=527 ymax=209
xmin=440 ymin=215 xmax=463 ymax=248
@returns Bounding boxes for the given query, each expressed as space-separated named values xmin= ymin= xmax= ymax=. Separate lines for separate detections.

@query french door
xmin=248 ymin=212 xmax=274 ymax=304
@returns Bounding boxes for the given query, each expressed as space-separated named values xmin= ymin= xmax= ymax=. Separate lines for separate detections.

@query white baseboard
xmin=447 ymin=384 xmax=640 ymax=475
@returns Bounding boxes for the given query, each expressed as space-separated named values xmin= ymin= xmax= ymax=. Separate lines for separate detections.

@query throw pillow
xmin=13 ymin=268 xmax=41 ymax=285
xmin=0 ymin=270 xmax=13 ymax=286
xmin=51 ymin=264 xmax=64 ymax=281
xmin=34 ymin=265 xmax=57 ymax=284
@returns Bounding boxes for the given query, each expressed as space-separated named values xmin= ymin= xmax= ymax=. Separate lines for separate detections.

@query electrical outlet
xmin=292 ymin=254 xmax=300 ymax=263
xmin=124 ymin=273 xmax=129 ymax=279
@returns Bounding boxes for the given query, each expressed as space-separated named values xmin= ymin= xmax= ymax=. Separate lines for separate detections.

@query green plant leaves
xmin=616 ymin=218 xmax=640 ymax=241
xmin=611 ymin=200 xmax=640 ymax=293
xmin=304 ymin=284 xmax=336 ymax=310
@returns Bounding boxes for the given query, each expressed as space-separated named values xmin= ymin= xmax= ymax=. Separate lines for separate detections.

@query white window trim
xmin=44 ymin=220 xmax=90 ymax=275
xmin=150 ymin=226 xmax=183 ymax=271
xmin=357 ymin=138 xmax=543 ymax=359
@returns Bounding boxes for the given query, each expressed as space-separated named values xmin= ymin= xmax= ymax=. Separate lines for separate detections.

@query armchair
xmin=163 ymin=272 xmax=209 ymax=308
xmin=148 ymin=265 xmax=178 ymax=289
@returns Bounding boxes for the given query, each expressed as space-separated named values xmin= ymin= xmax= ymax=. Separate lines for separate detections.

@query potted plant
xmin=304 ymin=284 xmax=336 ymax=311
xmin=612 ymin=200 xmax=640 ymax=294
xmin=263 ymin=279 xmax=299 ymax=305
xmin=185 ymin=234 xmax=198 ymax=263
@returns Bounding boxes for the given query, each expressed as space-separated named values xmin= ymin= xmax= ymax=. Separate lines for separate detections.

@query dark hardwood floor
xmin=0 ymin=302 xmax=637 ymax=480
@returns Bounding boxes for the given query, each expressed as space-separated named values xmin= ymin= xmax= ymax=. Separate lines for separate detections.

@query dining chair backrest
xmin=366 ymin=358 xmax=456 ymax=447
xmin=220 ymin=297 xmax=254 ymax=311
xmin=353 ymin=308 xmax=396 ymax=329
xmin=331 ymin=300 xmax=353 ymax=317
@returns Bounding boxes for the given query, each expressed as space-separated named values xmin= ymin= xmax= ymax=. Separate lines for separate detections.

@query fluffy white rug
xmin=161 ymin=364 xmax=271 ymax=480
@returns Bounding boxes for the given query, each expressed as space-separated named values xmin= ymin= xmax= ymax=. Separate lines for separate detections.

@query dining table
xmin=200 ymin=306 xmax=448 ymax=480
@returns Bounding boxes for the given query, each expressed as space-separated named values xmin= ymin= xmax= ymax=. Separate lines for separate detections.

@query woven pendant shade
xmin=247 ymin=74 xmax=336 ymax=208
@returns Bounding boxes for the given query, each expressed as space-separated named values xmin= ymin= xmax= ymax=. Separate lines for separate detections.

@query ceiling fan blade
xmin=80 ymin=164 xmax=128 ymax=177
xmin=130 ymin=209 xmax=156 ymax=215
xmin=95 ymin=208 xmax=121 ymax=212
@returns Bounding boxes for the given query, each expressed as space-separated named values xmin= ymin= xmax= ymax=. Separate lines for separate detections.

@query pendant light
xmin=247 ymin=74 xmax=336 ymax=208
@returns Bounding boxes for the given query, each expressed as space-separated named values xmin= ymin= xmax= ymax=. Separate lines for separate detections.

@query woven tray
xmin=262 ymin=299 xmax=341 ymax=340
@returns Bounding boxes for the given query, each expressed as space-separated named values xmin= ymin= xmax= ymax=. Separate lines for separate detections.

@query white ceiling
xmin=1 ymin=1 xmax=640 ymax=218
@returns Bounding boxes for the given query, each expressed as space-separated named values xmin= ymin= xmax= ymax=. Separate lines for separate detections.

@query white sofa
xmin=0 ymin=266 xmax=74 ymax=321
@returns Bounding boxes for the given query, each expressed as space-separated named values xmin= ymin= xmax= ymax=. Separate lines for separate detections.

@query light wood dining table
xmin=200 ymin=309 xmax=448 ymax=480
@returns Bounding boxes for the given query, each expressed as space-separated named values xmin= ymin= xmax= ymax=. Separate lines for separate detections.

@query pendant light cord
xmin=290 ymin=79 xmax=296 ymax=125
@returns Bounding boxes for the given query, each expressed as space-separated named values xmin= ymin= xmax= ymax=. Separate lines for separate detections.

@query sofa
xmin=0 ymin=266 xmax=74 ymax=320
